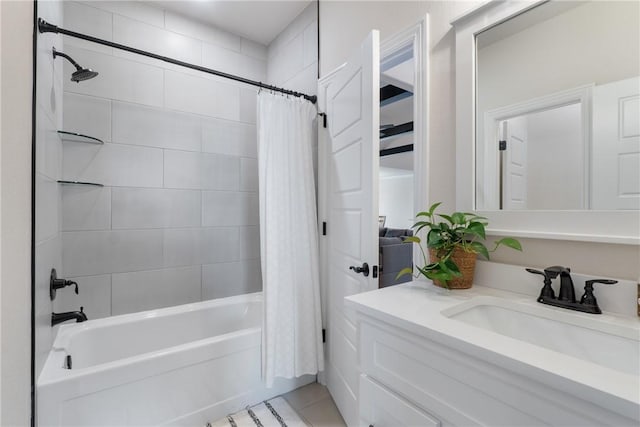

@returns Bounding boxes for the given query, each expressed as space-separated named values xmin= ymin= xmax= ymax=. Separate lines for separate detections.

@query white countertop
xmin=345 ymin=281 xmax=640 ymax=419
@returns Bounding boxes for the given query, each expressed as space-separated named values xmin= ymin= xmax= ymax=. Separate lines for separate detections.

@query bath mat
xmin=209 ymin=397 xmax=309 ymax=427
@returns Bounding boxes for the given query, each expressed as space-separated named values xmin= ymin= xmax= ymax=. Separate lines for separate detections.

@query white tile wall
xmin=63 ymin=92 xmax=112 ymax=142
xmin=239 ymin=88 xmax=258 ymax=124
xmin=63 ymin=230 xmax=164 ymax=276
xmin=53 ymin=274 xmax=112 ymax=320
xmin=267 ymin=3 xmax=318 ymax=96
xmin=201 ymin=118 xmax=256 ymax=158
xmin=240 ymin=158 xmax=259 ymax=191
xmin=202 ymin=259 xmax=262 ymax=299
xmin=35 ymin=0 xmax=64 ymax=379
xmin=63 ymin=2 xmax=114 ymax=55
xmin=202 ymin=192 xmax=259 ymax=227
xmin=112 ymin=188 xmax=201 ymax=229
xmin=163 ymin=150 xmax=240 ymax=190
xmin=239 ymin=226 xmax=261 ymax=260
xmin=202 ymin=42 xmax=266 ymax=82
xmin=83 ymin=1 xmax=165 ymax=28
xmin=112 ymin=266 xmax=201 ymax=315
xmin=62 ymin=186 xmax=111 ymax=231
xmin=241 ymin=39 xmax=268 ymax=61
xmin=36 ymin=174 xmax=61 ymax=245
xmin=200 ymin=227 xmax=241 ymax=264
xmin=63 ymin=46 xmax=165 ymax=108
xmin=113 ymin=14 xmax=202 ymax=66
xmin=63 ymin=142 xmax=164 ymax=188
xmin=164 ymin=70 xmax=240 ymax=120
xmin=164 ymin=10 xmax=241 ymax=51
xmin=36 ymin=107 xmax=63 ymax=180
xmin=112 ymin=101 xmax=201 ymax=151
xmin=34 ymin=236 xmax=62 ymax=376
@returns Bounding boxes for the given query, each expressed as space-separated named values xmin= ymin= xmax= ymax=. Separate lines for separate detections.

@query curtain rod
xmin=38 ymin=18 xmax=317 ymax=104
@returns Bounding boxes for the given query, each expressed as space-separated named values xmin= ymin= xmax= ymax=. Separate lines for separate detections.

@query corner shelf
xmin=58 ymin=130 xmax=104 ymax=145
xmin=57 ymin=180 xmax=104 ymax=187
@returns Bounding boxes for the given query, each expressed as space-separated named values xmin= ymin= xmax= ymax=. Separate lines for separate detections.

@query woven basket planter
xmin=428 ymin=247 xmax=477 ymax=289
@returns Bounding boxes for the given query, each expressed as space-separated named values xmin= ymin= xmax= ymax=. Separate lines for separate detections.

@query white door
xmin=319 ymin=31 xmax=380 ymax=426
xmin=502 ymin=117 xmax=528 ymax=209
xmin=592 ymin=77 xmax=640 ymax=210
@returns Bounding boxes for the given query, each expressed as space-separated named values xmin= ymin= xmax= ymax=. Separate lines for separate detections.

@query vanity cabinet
xmin=357 ymin=316 xmax=637 ymax=427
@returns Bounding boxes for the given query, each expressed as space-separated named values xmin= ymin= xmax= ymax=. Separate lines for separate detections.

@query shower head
xmin=71 ymin=68 xmax=99 ymax=82
xmin=52 ymin=47 xmax=99 ymax=83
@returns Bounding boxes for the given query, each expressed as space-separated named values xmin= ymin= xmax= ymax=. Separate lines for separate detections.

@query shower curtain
xmin=257 ymin=92 xmax=324 ymax=387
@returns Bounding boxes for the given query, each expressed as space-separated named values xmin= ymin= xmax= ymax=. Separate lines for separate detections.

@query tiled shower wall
xmin=55 ymin=1 xmax=268 ymax=319
xmin=35 ymin=0 xmax=64 ymax=378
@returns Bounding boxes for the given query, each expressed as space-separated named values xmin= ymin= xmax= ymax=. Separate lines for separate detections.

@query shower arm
xmin=52 ymin=47 xmax=82 ymax=71
xmin=38 ymin=18 xmax=317 ymax=104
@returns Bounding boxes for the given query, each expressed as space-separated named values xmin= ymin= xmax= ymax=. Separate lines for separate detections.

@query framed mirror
xmin=453 ymin=0 xmax=639 ymax=244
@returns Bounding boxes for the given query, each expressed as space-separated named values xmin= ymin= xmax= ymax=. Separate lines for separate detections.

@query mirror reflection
xmin=475 ymin=0 xmax=640 ymax=211
xmin=378 ymin=45 xmax=415 ymax=288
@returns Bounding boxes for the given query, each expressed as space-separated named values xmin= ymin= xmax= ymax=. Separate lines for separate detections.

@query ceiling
xmin=149 ymin=0 xmax=313 ymax=45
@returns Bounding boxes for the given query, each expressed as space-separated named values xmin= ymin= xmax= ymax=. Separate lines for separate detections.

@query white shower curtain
xmin=257 ymin=92 xmax=324 ymax=387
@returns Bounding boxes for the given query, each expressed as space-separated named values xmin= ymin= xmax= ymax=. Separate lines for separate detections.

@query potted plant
xmin=397 ymin=202 xmax=522 ymax=289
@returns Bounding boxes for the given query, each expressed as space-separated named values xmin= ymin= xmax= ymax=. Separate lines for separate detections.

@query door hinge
xmin=322 ymin=221 xmax=327 ymax=236
xmin=499 ymin=140 xmax=507 ymax=151
xmin=322 ymin=328 xmax=326 ymax=343
xmin=319 ymin=112 xmax=327 ymax=128
xmin=372 ymin=265 xmax=378 ymax=278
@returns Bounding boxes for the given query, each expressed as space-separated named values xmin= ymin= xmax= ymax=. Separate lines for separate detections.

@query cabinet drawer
xmin=360 ymin=375 xmax=440 ymax=427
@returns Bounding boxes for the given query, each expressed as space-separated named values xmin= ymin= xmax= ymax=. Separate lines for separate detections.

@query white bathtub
xmin=37 ymin=292 xmax=313 ymax=426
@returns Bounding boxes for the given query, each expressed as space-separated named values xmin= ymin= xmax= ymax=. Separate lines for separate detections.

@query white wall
xmin=525 ymin=104 xmax=583 ymax=210
xmin=319 ymin=1 xmax=640 ymax=281
xmin=1 ymin=1 xmax=34 ymax=424
xmin=379 ymin=172 xmax=414 ymax=229
xmin=54 ymin=1 xmax=268 ymax=322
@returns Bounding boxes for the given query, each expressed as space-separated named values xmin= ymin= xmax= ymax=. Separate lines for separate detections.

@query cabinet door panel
xmin=360 ymin=375 xmax=440 ymax=427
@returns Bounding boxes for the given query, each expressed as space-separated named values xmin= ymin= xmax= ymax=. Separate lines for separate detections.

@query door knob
xmin=349 ymin=262 xmax=369 ymax=277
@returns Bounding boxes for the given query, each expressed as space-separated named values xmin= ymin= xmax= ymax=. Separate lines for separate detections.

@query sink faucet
xmin=544 ymin=266 xmax=575 ymax=302
xmin=526 ymin=267 xmax=617 ymax=314
xmin=52 ymin=307 xmax=87 ymax=326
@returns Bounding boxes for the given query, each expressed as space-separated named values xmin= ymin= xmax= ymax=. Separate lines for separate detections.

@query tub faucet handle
xmin=50 ymin=268 xmax=79 ymax=299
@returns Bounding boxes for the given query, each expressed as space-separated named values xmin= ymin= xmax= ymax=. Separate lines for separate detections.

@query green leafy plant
xmin=397 ymin=202 xmax=522 ymax=287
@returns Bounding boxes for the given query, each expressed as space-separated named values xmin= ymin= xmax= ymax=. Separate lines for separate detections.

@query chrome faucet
xmin=526 ymin=266 xmax=617 ymax=314
xmin=52 ymin=307 xmax=87 ymax=326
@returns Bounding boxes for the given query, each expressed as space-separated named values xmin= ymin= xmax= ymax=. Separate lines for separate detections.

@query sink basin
xmin=442 ymin=297 xmax=640 ymax=376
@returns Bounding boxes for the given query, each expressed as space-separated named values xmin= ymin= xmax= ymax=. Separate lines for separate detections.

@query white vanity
xmin=345 ymin=265 xmax=640 ymax=427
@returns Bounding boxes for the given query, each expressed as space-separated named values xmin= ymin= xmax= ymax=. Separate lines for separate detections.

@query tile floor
xmin=281 ymin=382 xmax=347 ymax=427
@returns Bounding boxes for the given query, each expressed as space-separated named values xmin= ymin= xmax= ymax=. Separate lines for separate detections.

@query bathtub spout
xmin=52 ymin=307 xmax=87 ymax=326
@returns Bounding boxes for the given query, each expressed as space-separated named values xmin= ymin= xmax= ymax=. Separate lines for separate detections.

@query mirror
xmin=475 ymin=0 xmax=639 ymax=211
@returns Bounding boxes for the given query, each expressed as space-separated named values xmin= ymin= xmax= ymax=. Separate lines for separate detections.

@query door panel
xmin=592 ymin=77 xmax=640 ymax=209
xmin=321 ymin=30 xmax=380 ymax=427
xmin=503 ymin=116 xmax=528 ymax=210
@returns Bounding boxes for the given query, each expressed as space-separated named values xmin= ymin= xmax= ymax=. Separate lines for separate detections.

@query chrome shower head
xmin=53 ymin=47 xmax=99 ymax=83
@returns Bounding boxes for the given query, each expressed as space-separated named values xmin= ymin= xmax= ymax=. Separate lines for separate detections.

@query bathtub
xmin=37 ymin=292 xmax=313 ymax=426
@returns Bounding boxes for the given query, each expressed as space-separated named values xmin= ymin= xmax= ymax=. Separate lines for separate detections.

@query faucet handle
xmin=526 ymin=268 xmax=546 ymax=277
xmin=526 ymin=268 xmax=555 ymax=300
xmin=585 ymin=279 xmax=618 ymax=287
xmin=580 ymin=279 xmax=617 ymax=314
